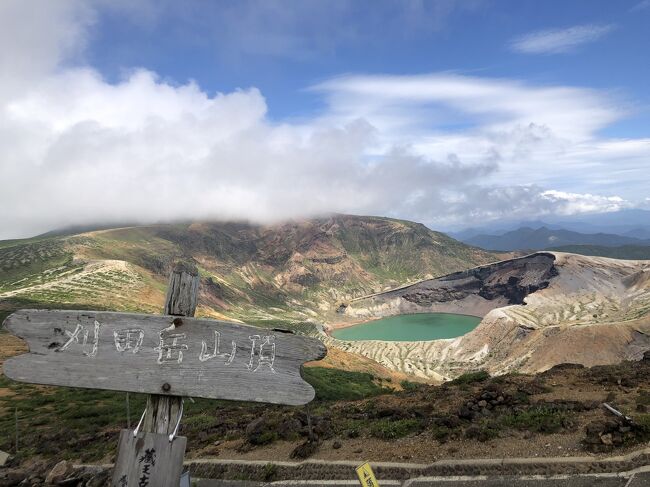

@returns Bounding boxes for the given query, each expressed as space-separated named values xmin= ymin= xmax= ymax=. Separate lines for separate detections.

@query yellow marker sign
xmin=356 ymin=461 xmax=379 ymax=487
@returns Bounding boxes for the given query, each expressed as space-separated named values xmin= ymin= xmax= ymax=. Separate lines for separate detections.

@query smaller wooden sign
xmin=356 ymin=461 xmax=380 ymax=487
xmin=112 ymin=430 xmax=186 ymax=487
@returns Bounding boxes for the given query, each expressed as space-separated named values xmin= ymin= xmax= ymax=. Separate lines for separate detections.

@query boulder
xmin=45 ymin=460 xmax=74 ymax=485
xmin=290 ymin=439 xmax=320 ymax=459
xmin=0 ymin=469 xmax=26 ymax=487
xmin=457 ymin=407 xmax=475 ymax=420
xmin=583 ymin=416 xmax=641 ymax=452
xmin=245 ymin=417 xmax=277 ymax=445
xmin=278 ymin=417 xmax=302 ymax=440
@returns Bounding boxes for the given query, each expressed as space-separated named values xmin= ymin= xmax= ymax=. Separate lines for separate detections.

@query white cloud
xmin=310 ymin=73 xmax=650 ymax=203
xmin=1 ymin=66 xmax=504 ymax=238
xmin=510 ymin=24 xmax=614 ymax=54
xmin=540 ymin=190 xmax=631 ymax=215
xmin=0 ymin=0 xmax=95 ymax=101
xmin=312 ymin=73 xmax=620 ymax=141
xmin=631 ymin=0 xmax=650 ymax=12
xmin=0 ymin=2 xmax=647 ymax=239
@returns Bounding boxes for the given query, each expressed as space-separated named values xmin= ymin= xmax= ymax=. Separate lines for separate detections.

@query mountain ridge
xmin=0 ymin=215 xmax=500 ymax=325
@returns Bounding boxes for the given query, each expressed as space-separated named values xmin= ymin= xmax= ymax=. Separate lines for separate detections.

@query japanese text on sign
xmin=57 ymin=320 xmax=276 ymax=371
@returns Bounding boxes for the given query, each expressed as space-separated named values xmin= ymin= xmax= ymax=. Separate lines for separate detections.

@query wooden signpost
xmin=2 ymin=262 xmax=327 ymax=486
xmin=3 ymin=309 xmax=326 ymax=405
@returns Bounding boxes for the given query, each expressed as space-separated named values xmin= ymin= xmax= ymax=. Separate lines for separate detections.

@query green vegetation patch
xmin=0 ymin=376 xmax=146 ymax=462
xmin=400 ymin=380 xmax=423 ymax=392
xmin=636 ymin=390 xmax=650 ymax=407
xmin=370 ymin=418 xmax=422 ymax=439
xmin=500 ymin=406 xmax=571 ymax=434
xmin=636 ymin=414 xmax=650 ymax=439
xmin=0 ymin=239 xmax=76 ymax=293
xmin=451 ymin=370 xmax=490 ymax=385
xmin=302 ymin=367 xmax=390 ymax=401
xmin=465 ymin=420 xmax=501 ymax=442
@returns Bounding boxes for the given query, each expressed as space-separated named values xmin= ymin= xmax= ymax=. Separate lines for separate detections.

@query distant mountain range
xmin=463 ymin=226 xmax=650 ymax=252
xmin=450 ymin=209 xmax=650 ymax=241
xmin=448 ymin=209 xmax=650 ymax=255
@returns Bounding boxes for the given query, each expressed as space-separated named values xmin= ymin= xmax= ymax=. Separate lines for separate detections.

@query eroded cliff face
xmin=404 ymin=252 xmax=557 ymax=305
xmin=341 ymin=253 xmax=558 ymax=320
xmin=330 ymin=253 xmax=650 ymax=381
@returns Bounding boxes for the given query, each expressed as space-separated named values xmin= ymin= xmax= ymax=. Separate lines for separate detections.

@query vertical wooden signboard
xmin=112 ymin=430 xmax=187 ymax=487
xmin=112 ymin=262 xmax=196 ymax=487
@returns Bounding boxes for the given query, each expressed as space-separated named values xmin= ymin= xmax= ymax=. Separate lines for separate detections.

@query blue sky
xmin=86 ymin=0 xmax=650 ymax=129
xmin=0 ymin=0 xmax=649 ymax=238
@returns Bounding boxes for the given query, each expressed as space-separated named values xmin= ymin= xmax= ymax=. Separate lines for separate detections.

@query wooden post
xmin=142 ymin=262 xmax=199 ymax=435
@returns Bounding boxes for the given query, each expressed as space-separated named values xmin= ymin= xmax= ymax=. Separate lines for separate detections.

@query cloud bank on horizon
xmin=0 ymin=0 xmax=648 ymax=239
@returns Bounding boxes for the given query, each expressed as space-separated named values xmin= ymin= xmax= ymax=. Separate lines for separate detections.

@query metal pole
xmin=306 ymin=404 xmax=314 ymax=442
xmin=603 ymin=402 xmax=633 ymax=423
xmin=14 ymin=407 xmax=18 ymax=453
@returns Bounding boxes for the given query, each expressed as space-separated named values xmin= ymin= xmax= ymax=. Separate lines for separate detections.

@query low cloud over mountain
xmin=1 ymin=1 xmax=648 ymax=239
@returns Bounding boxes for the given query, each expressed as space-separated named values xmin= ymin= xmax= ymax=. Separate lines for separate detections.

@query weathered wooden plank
xmin=111 ymin=429 xmax=186 ymax=487
xmin=146 ymin=263 xmax=198 ymax=435
xmin=2 ymin=309 xmax=327 ymax=405
xmin=163 ymin=262 xmax=199 ymax=317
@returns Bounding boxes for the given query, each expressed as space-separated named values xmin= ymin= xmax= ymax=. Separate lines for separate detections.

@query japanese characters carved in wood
xmin=3 ymin=309 xmax=327 ymax=406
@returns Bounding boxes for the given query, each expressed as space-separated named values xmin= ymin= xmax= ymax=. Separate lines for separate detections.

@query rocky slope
xmin=0 ymin=215 xmax=498 ymax=325
xmin=338 ymin=252 xmax=558 ymax=319
xmin=332 ymin=252 xmax=650 ymax=380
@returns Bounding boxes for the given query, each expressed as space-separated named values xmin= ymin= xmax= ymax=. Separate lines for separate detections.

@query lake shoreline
xmin=328 ymin=312 xmax=483 ymax=342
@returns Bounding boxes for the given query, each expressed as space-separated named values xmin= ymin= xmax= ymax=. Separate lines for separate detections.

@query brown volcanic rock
xmin=401 ymin=252 xmax=557 ymax=306
xmin=342 ymin=252 xmax=559 ymax=322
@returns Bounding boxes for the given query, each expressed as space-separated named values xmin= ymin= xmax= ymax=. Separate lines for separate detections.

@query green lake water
xmin=331 ymin=313 xmax=482 ymax=342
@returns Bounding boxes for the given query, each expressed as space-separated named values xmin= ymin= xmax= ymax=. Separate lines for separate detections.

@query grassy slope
xmin=335 ymin=216 xmax=491 ymax=281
